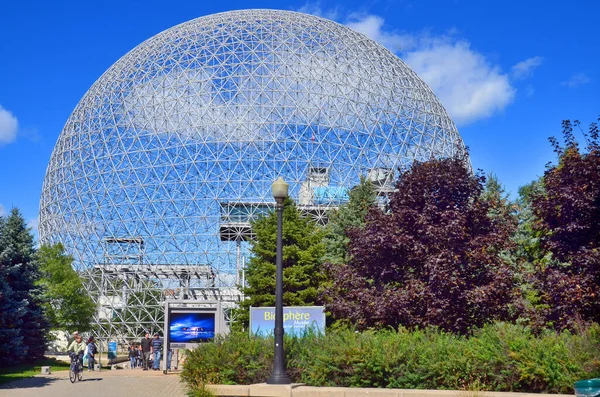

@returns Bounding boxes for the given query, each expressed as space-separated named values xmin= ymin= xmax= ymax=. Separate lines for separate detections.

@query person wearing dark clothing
xmin=86 ymin=336 xmax=97 ymax=371
xmin=136 ymin=345 xmax=143 ymax=368
xmin=140 ymin=333 xmax=152 ymax=370
xmin=151 ymin=333 xmax=163 ymax=370
xmin=128 ymin=345 xmax=137 ymax=369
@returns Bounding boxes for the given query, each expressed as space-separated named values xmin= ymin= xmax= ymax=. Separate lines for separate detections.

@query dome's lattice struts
xmin=39 ymin=9 xmax=466 ymax=340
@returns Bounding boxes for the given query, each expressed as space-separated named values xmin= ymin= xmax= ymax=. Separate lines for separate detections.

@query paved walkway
xmin=0 ymin=369 xmax=188 ymax=397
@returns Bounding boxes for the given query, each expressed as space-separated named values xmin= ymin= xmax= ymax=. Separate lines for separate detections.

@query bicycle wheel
xmin=77 ymin=363 xmax=83 ymax=381
xmin=69 ymin=363 xmax=76 ymax=383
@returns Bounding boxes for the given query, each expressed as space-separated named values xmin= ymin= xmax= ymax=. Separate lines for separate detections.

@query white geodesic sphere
xmin=39 ymin=9 xmax=465 ymax=336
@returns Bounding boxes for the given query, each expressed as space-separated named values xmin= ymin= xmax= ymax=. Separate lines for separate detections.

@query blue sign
xmin=250 ymin=306 xmax=325 ymax=337
xmin=107 ymin=341 xmax=117 ymax=360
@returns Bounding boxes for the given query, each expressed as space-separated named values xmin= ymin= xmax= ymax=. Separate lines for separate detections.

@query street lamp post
xmin=267 ymin=177 xmax=291 ymax=385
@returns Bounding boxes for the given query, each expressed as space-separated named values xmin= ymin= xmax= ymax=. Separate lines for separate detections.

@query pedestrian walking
xmin=86 ymin=336 xmax=97 ymax=371
xmin=140 ymin=333 xmax=152 ymax=370
xmin=128 ymin=344 xmax=137 ymax=369
xmin=151 ymin=333 xmax=163 ymax=371
xmin=136 ymin=345 xmax=143 ymax=368
xmin=166 ymin=348 xmax=173 ymax=370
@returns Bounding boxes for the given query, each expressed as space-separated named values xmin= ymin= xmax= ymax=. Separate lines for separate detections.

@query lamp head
xmin=271 ymin=177 xmax=289 ymax=203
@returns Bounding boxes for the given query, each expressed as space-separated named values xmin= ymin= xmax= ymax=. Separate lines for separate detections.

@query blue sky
xmin=0 ymin=0 xmax=598 ymax=233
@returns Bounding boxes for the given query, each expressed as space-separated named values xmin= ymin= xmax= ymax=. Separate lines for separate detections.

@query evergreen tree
xmin=323 ymin=176 xmax=378 ymax=265
xmin=237 ymin=198 xmax=326 ymax=327
xmin=0 ymin=214 xmax=28 ymax=366
xmin=0 ymin=208 xmax=49 ymax=364
xmin=324 ymin=158 xmax=518 ymax=334
xmin=37 ymin=243 xmax=95 ymax=333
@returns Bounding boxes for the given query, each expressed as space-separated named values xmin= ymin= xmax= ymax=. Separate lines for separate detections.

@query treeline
xmin=0 ymin=209 xmax=94 ymax=367
xmin=239 ymin=117 xmax=600 ymax=334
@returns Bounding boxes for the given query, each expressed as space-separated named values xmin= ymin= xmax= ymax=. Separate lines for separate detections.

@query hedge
xmin=181 ymin=322 xmax=600 ymax=394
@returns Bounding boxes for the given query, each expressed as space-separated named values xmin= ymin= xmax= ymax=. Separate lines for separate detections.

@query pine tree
xmin=323 ymin=176 xmax=378 ymax=265
xmin=237 ymin=198 xmax=326 ymax=327
xmin=0 ymin=208 xmax=49 ymax=364
xmin=0 ymin=214 xmax=28 ymax=366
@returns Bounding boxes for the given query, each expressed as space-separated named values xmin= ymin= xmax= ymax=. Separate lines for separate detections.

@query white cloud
xmin=296 ymin=2 xmax=340 ymax=20
xmin=341 ymin=14 xmax=515 ymax=126
xmin=345 ymin=14 xmax=415 ymax=52
xmin=0 ymin=204 xmax=5 ymax=217
xmin=402 ymin=38 xmax=514 ymax=126
xmin=0 ymin=105 xmax=18 ymax=145
xmin=511 ymin=56 xmax=544 ymax=80
xmin=295 ymin=7 xmax=516 ymax=125
xmin=561 ymin=72 xmax=591 ymax=88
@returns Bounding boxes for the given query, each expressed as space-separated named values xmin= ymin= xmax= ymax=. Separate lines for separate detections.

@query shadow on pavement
xmin=79 ymin=378 xmax=103 ymax=382
xmin=0 ymin=376 xmax=58 ymax=389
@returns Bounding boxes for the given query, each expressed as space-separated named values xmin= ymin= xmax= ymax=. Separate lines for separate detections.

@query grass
xmin=0 ymin=357 xmax=71 ymax=385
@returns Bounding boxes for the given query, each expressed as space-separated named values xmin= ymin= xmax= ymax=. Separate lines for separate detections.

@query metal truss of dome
xmin=39 ymin=9 xmax=467 ymax=342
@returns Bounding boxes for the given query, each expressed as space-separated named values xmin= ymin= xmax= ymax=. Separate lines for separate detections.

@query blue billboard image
xmin=169 ymin=312 xmax=216 ymax=343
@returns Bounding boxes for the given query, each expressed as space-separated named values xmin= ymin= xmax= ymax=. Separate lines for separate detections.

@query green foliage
xmin=187 ymin=385 xmax=216 ymax=397
xmin=323 ymin=176 xmax=378 ymax=265
xmin=181 ymin=333 xmax=272 ymax=388
xmin=37 ymin=243 xmax=95 ymax=333
xmin=181 ymin=323 xmax=600 ymax=394
xmin=236 ymin=198 xmax=326 ymax=327
xmin=0 ymin=208 xmax=49 ymax=366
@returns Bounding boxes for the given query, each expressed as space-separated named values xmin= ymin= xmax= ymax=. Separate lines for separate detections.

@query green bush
xmin=181 ymin=322 xmax=600 ymax=394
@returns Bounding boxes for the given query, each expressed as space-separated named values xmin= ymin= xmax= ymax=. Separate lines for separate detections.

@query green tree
xmin=0 ymin=208 xmax=49 ymax=364
xmin=237 ymin=198 xmax=326 ymax=327
xmin=37 ymin=243 xmax=95 ymax=333
xmin=323 ymin=176 xmax=378 ymax=265
xmin=0 ymin=215 xmax=28 ymax=366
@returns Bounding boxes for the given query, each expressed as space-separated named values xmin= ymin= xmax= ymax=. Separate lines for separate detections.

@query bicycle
xmin=69 ymin=353 xmax=83 ymax=383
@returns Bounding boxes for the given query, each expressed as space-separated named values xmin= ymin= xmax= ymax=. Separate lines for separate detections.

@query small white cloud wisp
xmin=511 ymin=56 xmax=544 ymax=80
xmin=561 ymin=72 xmax=591 ymax=88
xmin=0 ymin=105 xmax=18 ymax=145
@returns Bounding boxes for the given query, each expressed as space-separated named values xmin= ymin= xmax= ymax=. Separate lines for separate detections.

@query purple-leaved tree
xmin=531 ymin=118 xmax=600 ymax=330
xmin=324 ymin=158 xmax=518 ymax=334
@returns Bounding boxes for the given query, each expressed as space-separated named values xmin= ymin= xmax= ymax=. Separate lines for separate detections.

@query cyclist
xmin=67 ymin=334 xmax=86 ymax=370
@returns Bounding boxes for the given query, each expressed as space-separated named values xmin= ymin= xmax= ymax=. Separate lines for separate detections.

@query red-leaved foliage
xmin=324 ymin=158 xmax=518 ymax=334
xmin=532 ymin=119 xmax=600 ymax=330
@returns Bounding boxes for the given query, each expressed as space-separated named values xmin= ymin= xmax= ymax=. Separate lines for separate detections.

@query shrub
xmin=182 ymin=323 xmax=600 ymax=394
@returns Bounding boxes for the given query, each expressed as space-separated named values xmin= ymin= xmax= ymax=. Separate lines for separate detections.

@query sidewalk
xmin=0 ymin=370 xmax=576 ymax=397
xmin=0 ymin=368 xmax=187 ymax=397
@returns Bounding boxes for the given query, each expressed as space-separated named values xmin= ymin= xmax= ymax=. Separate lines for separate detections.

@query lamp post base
xmin=266 ymin=372 xmax=291 ymax=385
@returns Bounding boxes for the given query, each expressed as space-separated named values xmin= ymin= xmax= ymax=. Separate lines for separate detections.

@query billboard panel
xmin=168 ymin=311 xmax=216 ymax=343
xmin=250 ymin=306 xmax=325 ymax=337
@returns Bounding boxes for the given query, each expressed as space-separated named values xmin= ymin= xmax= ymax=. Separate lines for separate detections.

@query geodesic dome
xmin=39 ymin=9 xmax=466 ymax=339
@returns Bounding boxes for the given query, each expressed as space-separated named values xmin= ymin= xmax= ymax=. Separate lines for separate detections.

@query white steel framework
xmin=39 ymin=9 xmax=466 ymax=340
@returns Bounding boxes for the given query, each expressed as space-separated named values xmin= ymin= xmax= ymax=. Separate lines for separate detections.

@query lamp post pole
xmin=267 ymin=177 xmax=291 ymax=385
